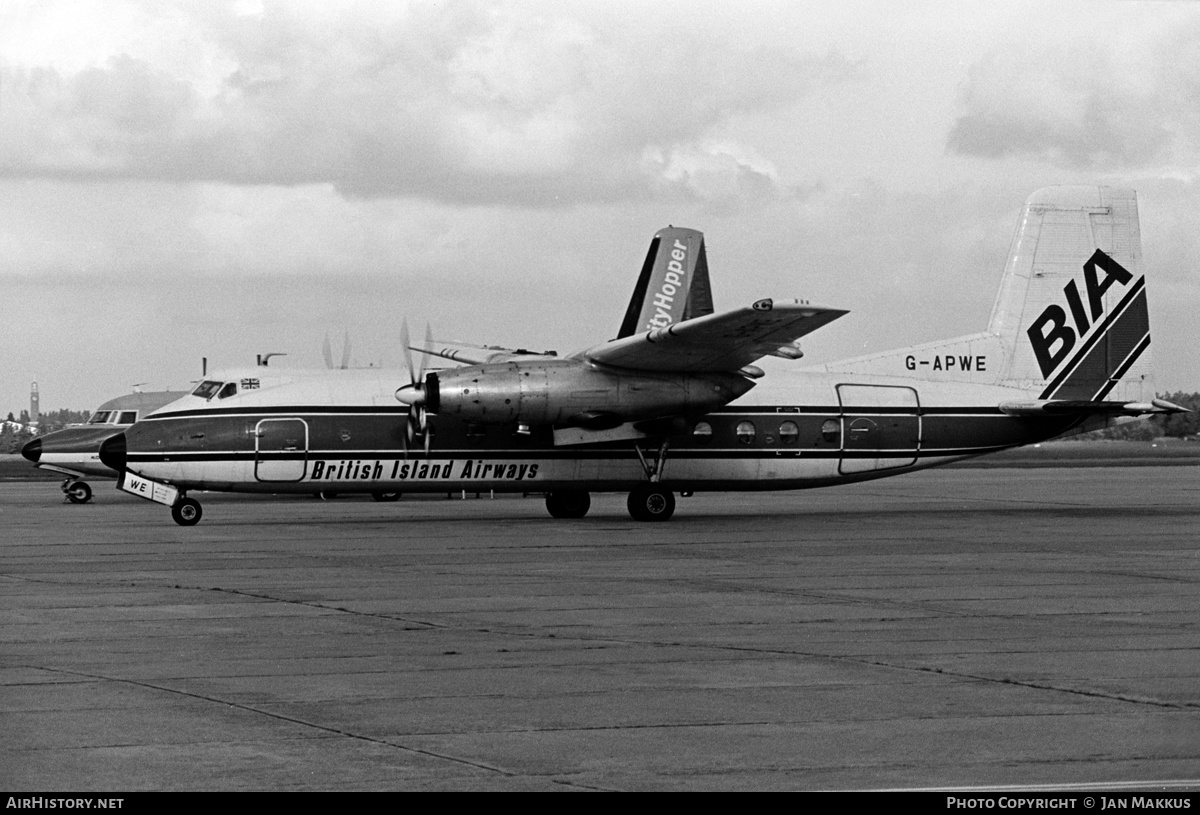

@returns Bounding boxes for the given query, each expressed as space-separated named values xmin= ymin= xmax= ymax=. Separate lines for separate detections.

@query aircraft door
xmin=836 ymin=385 xmax=920 ymax=474
xmin=255 ymin=418 xmax=309 ymax=482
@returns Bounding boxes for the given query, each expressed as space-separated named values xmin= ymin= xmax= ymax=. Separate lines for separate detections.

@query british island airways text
xmin=646 ymin=239 xmax=689 ymax=330
xmin=308 ymin=459 xmax=539 ymax=482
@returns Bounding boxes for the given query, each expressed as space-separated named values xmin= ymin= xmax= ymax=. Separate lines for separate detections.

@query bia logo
xmin=1026 ymin=249 xmax=1133 ymax=379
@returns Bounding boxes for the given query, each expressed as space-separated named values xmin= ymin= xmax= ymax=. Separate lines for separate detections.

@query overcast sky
xmin=2 ymin=0 xmax=1198 ymax=413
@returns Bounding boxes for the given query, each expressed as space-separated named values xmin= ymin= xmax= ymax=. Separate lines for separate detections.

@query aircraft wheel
xmin=66 ymin=481 xmax=93 ymax=504
xmin=627 ymin=486 xmax=675 ymax=522
xmin=545 ymin=490 xmax=591 ymax=519
xmin=171 ymin=497 xmax=203 ymax=527
xmin=372 ymin=491 xmax=402 ymax=502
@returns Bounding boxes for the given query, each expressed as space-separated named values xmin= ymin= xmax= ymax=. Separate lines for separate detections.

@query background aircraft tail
xmin=822 ymin=186 xmax=1157 ymax=405
xmin=617 ymin=227 xmax=715 ymax=339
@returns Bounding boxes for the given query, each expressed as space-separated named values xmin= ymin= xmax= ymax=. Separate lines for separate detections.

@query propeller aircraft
xmin=21 ymin=390 xmax=187 ymax=503
xmin=98 ymin=187 xmax=1184 ymax=525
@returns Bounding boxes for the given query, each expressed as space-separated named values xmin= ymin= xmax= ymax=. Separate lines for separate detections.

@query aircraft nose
xmin=98 ymin=432 xmax=127 ymax=471
xmin=20 ymin=437 xmax=41 ymax=463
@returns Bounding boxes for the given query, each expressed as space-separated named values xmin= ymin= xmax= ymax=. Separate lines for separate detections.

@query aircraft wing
xmin=413 ymin=341 xmax=558 ymax=366
xmin=578 ymin=299 xmax=847 ymax=373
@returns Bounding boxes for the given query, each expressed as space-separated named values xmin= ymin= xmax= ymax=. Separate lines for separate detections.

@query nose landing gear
xmin=62 ymin=479 xmax=93 ymax=504
xmin=170 ymin=497 xmax=203 ymax=526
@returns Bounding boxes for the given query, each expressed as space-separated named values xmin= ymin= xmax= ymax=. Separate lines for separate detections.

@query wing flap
xmin=581 ymin=299 xmax=847 ymax=373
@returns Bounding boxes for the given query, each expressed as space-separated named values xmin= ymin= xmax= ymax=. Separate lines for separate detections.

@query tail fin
xmin=617 ymin=226 xmax=714 ymax=339
xmin=990 ymin=186 xmax=1154 ymax=402
xmin=821 ymin=186 xmax=1157 ymax=404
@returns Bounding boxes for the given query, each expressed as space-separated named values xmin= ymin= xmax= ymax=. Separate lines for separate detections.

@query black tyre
xmin=627 ymin=486 xmax=675 ymax=522
xmin=545 ymin=490 xmax=591 ymax=519
xmin=372 ymin=491 xmax=402 ymax=502
xmin=171 ymin=497 xmax=203 ymax=526
xmin=66 ymin=481 xmax=93 ymax=504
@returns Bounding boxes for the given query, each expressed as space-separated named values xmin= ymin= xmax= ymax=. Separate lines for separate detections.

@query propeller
xmin=395 ymin=319 xmax=434 ymax=456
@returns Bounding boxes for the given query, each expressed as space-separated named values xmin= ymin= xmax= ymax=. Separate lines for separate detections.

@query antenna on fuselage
xmin=257 ymin=353 xmax=287 ymax=367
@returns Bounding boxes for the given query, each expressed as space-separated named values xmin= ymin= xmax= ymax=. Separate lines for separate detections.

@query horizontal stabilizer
xmin=581 ymin=298 xmax=846 ymax=373
xmin=998 ymin=397 xmax=1188 ymax=417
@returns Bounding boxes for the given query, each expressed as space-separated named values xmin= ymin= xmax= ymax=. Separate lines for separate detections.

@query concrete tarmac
xmin=2 ymin=468 xmax=1199 ymax=791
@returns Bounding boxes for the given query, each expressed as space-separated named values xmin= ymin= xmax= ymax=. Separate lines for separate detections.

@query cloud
xmin=946 ymin=16 xmax=1200 ymax=170
xmin=0 ymin=2 xmax=856 ymax=206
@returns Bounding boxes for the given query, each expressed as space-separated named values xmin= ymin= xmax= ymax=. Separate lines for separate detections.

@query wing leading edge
xmin=579 ymin=299 xmax=848 ymax=373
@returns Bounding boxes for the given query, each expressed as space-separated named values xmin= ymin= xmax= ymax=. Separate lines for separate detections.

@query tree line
xmin=1080 ymin=391 xmax=1200 ymax=441
xmin=1 ymin=408 xmax=91 ymax=454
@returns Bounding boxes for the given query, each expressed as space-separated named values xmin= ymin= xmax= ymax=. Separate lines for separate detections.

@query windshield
xmin=191 ymin=381 xmax=223 ymax=400
xmin=87 ymin=411 xmax=114 ymax=424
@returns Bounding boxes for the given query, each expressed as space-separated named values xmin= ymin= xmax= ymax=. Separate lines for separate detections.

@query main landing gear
xmin=543 ymin=485 xmax=678 ymax=522
xmin=545 ymin=490 xmax=591 ymax=518
xmin=61 ymin=478 xmax=92 ymax=504
xmin=627 ymin=485 xmax=675 ymax=522
xmin=542 ymin=439 xmax=680 ymax=522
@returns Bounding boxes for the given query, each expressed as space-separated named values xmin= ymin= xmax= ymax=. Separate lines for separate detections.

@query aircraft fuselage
xmin=105 ymin=367 xmax=1083 ymax=496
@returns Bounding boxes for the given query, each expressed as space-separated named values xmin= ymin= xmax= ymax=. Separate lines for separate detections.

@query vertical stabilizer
xmin=617 ymin=227 xmax=714 ymax=339
xmin=989 ymin=186 xmax=1154 ymax=402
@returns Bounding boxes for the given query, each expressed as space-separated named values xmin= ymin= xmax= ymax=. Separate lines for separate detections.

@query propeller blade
xmin=419 ymin=323 xmax=433 ymax=383
xmin=340 ymin=330 xmax=351 ymax=369
xmin=322 ymin=333 xmax=333 ymax=369
xmin=400 ymin=319 xmax=416 ymax=386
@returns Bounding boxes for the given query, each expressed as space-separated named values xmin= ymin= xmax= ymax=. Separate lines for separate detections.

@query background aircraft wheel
xmin=372 ymin=491 xmax=402 ymax=502
xmin=627 ymin=486 xmax=675 ymax=522
xmin=66 ymin=481 xmax=92 ymax=504
xmin=171 ymin=498 xmax=203 ymax=526
xmin=545 ymin=490 xmax=591 ymax=519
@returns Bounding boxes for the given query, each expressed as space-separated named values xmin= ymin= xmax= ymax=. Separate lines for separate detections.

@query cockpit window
xmin=88 ymin=411 xmax=114 ymax=424
xmin=118 ymin=411 xmax=138 ymax=424
xmin=192 ymin=381 xmax=222 ymax=400
xmin=217 ymin=382 xmax=238 ymax=400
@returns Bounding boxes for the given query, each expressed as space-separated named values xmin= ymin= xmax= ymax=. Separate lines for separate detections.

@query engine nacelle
xmin=421 ymin=360 xmax=753 ymax=428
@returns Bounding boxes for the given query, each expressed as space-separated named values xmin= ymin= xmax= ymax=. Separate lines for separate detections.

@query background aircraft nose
xmin=98 ymin=433 xmax=127 ymax=471
xmin=20 ymin=438 xmax=41 ymax=463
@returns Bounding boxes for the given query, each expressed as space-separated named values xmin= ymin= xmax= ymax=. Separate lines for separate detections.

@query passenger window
xmin=779 ymin=420 xmax=799 ymax=444
xmin=692 ymin=421 xmax=713 ymax=443
xmin=736 ymin=421 xmax=756 ymax=445
xmin=821 ymin=419 xmax=840 ymax=443
xmin=217 ymin=382 xmax=238 ymax=400
xmin=118 ymin=411 xmax=138 ymax=424
xmin=466 ymin=423 xmax=486 ymax=445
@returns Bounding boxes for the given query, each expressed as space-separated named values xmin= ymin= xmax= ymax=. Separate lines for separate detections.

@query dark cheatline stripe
xmin=146 ymin=405 xmax=409 ymax=420
xmin=1040 ymin=281 xmax=1149 ymax=400
xmin=1092 ymin=333 xmax=1152 ymax=402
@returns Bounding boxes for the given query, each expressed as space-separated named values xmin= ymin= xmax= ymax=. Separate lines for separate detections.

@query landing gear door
xmin=255 ymin=418 xmax=309 ymax=482
xmin=837 ymin=384 xmax=920 ymax=475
